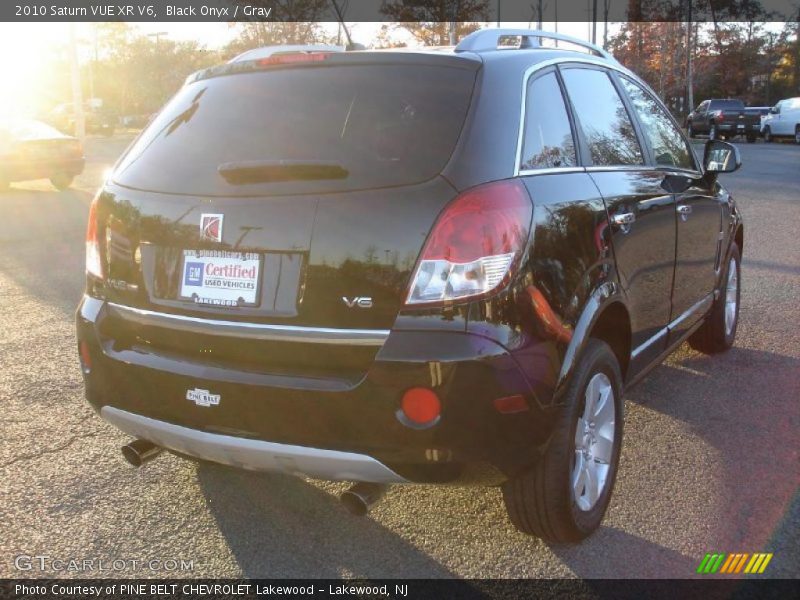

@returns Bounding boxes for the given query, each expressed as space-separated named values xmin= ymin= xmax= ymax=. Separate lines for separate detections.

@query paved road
xmin=1 ymin=137 xmax=798 ymax=579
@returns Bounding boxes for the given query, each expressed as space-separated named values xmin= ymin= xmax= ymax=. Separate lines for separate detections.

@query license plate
xmin=737 ymin=124 xmax=745 ymax=129
xmin=180 ymin=250 xmax=261 ymax=307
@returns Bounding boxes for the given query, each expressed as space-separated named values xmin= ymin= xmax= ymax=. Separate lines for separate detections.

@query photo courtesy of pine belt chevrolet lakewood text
xmin=76 ymin=29 xmax=743 ymax=543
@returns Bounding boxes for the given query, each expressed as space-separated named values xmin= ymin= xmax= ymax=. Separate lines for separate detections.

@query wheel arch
xmin=554 ymin=283 xmax=631 ymax=402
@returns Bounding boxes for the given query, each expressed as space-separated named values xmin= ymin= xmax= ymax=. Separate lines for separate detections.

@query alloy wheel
xmin=572 ymin=373 xmax=616 ymax=512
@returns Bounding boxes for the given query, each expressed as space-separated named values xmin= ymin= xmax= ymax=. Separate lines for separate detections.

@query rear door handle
xmin=611 ymin=212 xmax=636 ymax=226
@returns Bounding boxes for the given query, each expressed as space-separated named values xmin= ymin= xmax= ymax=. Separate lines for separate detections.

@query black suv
xmin=76 ymin=29 xmax=743 ymax=542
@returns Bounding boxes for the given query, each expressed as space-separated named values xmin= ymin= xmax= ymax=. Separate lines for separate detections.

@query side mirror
xmin=704 ymin=140 xmax=741 ymax=174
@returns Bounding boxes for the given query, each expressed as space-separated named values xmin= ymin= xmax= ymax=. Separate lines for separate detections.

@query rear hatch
xmin=95 ymin=52 xmax=479 ymax=378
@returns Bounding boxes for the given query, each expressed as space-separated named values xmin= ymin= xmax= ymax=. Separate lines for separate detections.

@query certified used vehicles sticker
xmin=180 ymin=249 xmax=260 ymax=306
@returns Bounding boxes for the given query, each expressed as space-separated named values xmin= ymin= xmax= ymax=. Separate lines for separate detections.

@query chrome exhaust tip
xmin=340 ymin=482 xmax=387 ymax=516
xmin=121 ymin=439 xmax=163 ymax=467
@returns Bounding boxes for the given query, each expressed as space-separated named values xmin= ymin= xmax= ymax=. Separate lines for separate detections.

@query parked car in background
xmin=77 ymin=30 xmax=744 ymax=543
xmin=686 ymin=98 xmax=760 ymax=142
xmin=745 ymin=106 xmax=770 ymax=133
xmin=761 ymin=97 xmax=800 ymax=144
xmin=46 ymin=102 xmax=116 ymax=137
xmin=0 ymin=119 xmax=85 ymax=191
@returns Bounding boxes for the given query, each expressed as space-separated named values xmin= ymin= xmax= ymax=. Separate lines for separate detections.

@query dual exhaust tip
xmin=120 ymin=439 xmax=386 ymax=515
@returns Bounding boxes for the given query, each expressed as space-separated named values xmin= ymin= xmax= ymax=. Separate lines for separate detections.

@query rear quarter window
xmin=113 ymin=64 xmax=477 ymax=196
xmin=519 ymin=71 xmax=577 ymax=171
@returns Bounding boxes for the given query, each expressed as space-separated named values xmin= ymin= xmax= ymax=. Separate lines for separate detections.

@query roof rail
xmin=229 ymin=44 xmax=345 ymax=63
xmin=454 ymin=29 xmax=615 ymax=62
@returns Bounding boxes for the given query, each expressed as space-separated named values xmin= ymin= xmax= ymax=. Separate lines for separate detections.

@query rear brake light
xmin=405 ymin=180 xmax=532 ymax=306
xmin=258 ymin=53 xmax=331 ymax=66
xmin=86 ymin=194 xmax=103 ymax=279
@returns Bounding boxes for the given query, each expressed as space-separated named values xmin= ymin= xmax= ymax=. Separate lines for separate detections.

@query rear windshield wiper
xmin=218 ymin=159 xmax=349 ymax=184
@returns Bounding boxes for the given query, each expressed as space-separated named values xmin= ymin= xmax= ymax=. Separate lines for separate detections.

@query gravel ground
xmin=0 ymin=136 xmax=797 ymax=579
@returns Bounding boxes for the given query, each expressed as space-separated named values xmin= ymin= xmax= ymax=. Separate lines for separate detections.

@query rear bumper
xmin=102 ymin=406 xmax=408 ymax=483
xmin=2 ymin=157 xmax=85 ymax=182
xmin=716 ymin=122 xmax=759 ymax=132
xmin=78 ymin=296 xmax=558 ymax=485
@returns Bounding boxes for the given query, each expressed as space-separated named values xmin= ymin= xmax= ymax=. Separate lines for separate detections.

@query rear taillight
xmin=405 ymin=179 xmax=532 ymax=306
xmin=85 ymin=194 xmax=103 ymax=279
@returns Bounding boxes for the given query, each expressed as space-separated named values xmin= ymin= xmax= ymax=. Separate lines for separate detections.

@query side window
xmin=519 ymin=71 xmax=577 ymax=170
xmin=560 ymin=68 xmax=644 ymax=166
xmin=620 ymin=77 xmax=696 ymax=171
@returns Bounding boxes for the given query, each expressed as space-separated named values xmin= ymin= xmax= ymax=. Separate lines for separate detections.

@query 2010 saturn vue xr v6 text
xmin=76 ymin=29 xmax=743 ymax=542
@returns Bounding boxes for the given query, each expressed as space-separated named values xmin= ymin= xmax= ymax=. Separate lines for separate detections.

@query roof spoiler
xmin=228 ymin=44 xmax=346 ymax=63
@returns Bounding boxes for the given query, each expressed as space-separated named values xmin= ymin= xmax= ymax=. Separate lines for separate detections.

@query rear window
xmin=113 ymin=64 xmax=476 ymax=196
xmin=710 ymin=100 xmax=745 ymax=110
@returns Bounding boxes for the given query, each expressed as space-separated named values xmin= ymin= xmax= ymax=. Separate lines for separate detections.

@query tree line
xmin=40 ymin=10 xmax=797 ymax=121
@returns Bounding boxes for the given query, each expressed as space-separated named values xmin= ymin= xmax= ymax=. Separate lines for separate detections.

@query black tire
xmin=709 ymin=123 xmax=717 ymax=141
xmin=689 ymin=243 xmax=741 ymax=354
xmin=502 ymin=339 xmax=624 ymax=542
xmin=763 ymin=126 xmax=772 ymax=143
xmin=794 ymin=126 xmax=800 ymax=145
xmin=50 ymin=174 xmax=74 ymax=191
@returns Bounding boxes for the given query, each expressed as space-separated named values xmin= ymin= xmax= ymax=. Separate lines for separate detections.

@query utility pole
xmin=592 ymin=0 xmax=598 ymax=44
xmin=685 ymin=0 xmax=694 ymax=115
xmin=69 ymin=24 xmax=85 ymax=141
xmin=147 ymin=31 xmax=169 ymax=48
xmin=147 ymin=32 xmax=168 ymax=111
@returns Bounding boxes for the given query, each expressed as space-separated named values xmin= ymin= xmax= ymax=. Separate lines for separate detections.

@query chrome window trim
xmin=101 ymin=406 xmax=408 ymax=483
xmin=584 ymin=165 xmax=648 ymax=173
xmin=105 ymin=302 xmax=390 ymax=346
xmin=655 ymin=166 xmax=704 ymax=179
xmin=514 ymin=56 xmax=672 ymax=177
xmin=517 ymin=166 xmax=585 ymax=177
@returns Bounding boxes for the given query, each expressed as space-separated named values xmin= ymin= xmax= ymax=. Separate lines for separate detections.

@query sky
xmin=0 ymin=20 xmax=788 ymax=117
